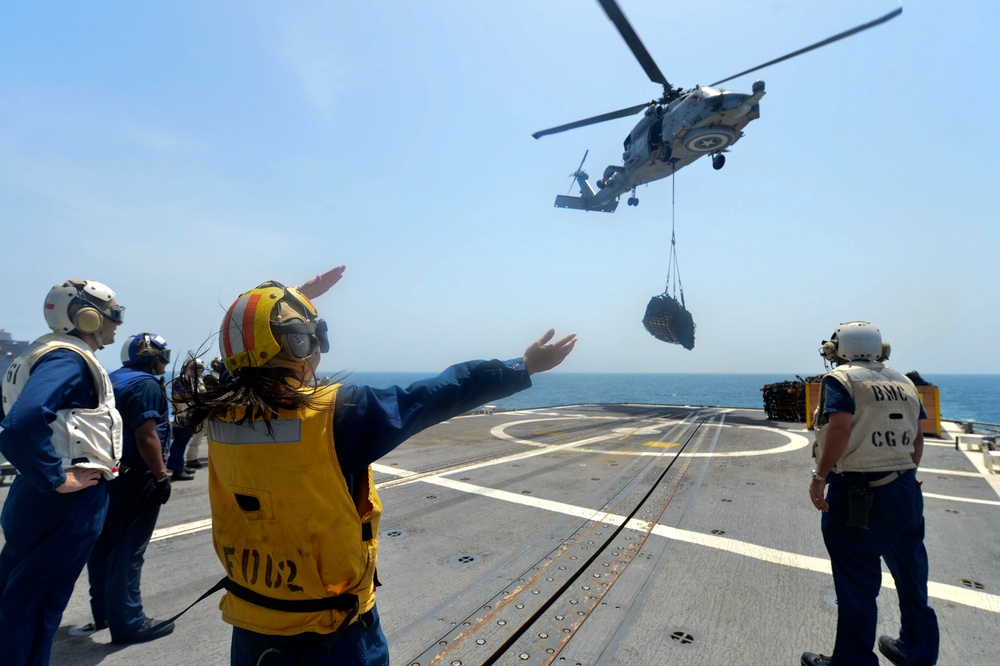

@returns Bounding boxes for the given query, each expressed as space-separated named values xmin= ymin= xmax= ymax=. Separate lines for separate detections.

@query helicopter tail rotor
xmin=567 ymin=149 xmax=590 ymax=193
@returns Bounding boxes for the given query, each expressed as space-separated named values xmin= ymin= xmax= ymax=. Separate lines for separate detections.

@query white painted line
xmin=375 ymin=463 xmax=1000 ymax=614
xmin=920 ymin=467 xmax=985 ymax=478
xmin=151 ymin=518 xmax=212 ymax=542
xmin=922 ymin=492 xmax=1000 ymax=506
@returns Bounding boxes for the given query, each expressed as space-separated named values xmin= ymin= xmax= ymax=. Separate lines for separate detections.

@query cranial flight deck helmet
xmin=44 ymin=280 xmax=125 ymax=336
xmin=121 ymin=332 xmax=171 ymax=369
xmin=820 ymin=321 xmax=888 ymax=366
xmin=220 ymin=281 xmax=329 ymax=374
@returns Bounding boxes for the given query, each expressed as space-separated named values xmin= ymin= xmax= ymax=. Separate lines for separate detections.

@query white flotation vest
xmin=1 ymin=333 xmax=122 ymax=479
xmin=814 ymin=361 xmax=920 ymax=473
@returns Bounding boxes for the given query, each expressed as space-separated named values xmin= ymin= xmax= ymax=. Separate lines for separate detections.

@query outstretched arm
xmin=296 ymin=265 xmax=346 ymax=301
xmin=523 ymin=329 xmax=577 ymax=375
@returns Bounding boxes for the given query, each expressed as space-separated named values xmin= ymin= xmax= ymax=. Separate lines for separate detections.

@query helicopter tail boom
xmin=554 ymin=194 xmax=619 ymax=213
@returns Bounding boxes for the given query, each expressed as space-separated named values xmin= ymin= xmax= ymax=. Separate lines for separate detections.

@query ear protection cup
xmin=73 ymin=306 xmax=103 ymax=334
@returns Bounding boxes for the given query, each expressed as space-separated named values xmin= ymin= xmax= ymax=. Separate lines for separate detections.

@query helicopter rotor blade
xmin=709 ymin=6 xmax=902 ymax=87
xmin=596 ymin=0 xmax=671 ymax=89
xmin=532 ymin=102 xmax=651 ymax=139
xmin=567 ymin=149 xmax=590 ymax=193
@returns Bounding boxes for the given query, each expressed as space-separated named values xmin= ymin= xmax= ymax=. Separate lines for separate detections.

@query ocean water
xmin=330 ymin=372 xmax=1000 ymax=426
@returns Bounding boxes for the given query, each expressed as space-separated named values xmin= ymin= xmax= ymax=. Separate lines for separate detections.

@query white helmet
xmin=43 ymin=280 xmax=124 ymax=335
xmin=821 ymin=321 xmax=883 ymax=365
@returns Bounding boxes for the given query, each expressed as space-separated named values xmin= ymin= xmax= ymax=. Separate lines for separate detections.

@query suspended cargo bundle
xmin=643 ymin=171 xmax=695 ymax=349
xmin=642 ymin=293 xmax=695 ymax=350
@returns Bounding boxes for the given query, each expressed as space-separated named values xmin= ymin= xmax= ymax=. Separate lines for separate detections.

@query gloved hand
xmin=150 ymin=476 xmax=172 ymax=505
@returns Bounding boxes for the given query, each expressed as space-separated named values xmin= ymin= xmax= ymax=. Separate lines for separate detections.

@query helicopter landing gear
xmin=712 ymin=153 xmax=726 ymax=170
xmin=627 ymin=188 xmax=639 ymax=206
xmin=659 ymin=145 xmax=672 ymax=162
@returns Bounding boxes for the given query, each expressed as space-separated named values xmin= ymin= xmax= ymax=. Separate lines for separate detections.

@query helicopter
xmin=534 ymin=0 xmax=902 ymax=213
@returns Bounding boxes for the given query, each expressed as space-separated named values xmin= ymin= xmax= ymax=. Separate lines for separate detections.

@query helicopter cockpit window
xmin=623 ymin=134 xmax=632 ymax=151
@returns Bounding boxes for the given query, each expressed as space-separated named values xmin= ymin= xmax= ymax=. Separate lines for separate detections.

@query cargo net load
xmin=643 ymin=192 xmax=695 ymax=349
xmin=642 ymin=294 xmax=695 ymax=350
xmin=761 ymin=375 xmax=823 ymax=422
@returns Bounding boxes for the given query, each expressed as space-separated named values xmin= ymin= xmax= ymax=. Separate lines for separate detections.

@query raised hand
xmin=297 ymin=265 xmax=346 ymax=301
xmin=523 ymin=329 xmax=577 ymax=376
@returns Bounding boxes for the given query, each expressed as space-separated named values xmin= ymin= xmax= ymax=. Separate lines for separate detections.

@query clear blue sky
xmin=2 ymin=1 xmax=996 ymax=376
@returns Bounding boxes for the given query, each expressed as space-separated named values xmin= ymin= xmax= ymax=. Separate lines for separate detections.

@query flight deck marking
xmin=491 ymin=414 xmax=810 ymax=457
xmin=147 ymin=410 xmax=998 ymax=612
xmin=642 ymin=441 xmax=680 ymax=449
xmin=922 ymin=492 xmax=1000 ymax=506
xmin=371 ymin=463 xmax=1000 ymax=614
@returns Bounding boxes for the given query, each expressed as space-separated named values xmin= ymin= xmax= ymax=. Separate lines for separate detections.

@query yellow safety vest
xmin=207 ymin=384 xmax=381 ymax=635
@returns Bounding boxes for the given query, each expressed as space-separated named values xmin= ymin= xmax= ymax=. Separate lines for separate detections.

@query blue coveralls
xmin=84 ymin=367 xmax=169 ymax=640
xmin=0 ymin=350 xmax=110 ymax=666
xmin=821 ymin=377 xmax=939 ymax=666
xmin=229 ymin=357 xmax=531 ymax=666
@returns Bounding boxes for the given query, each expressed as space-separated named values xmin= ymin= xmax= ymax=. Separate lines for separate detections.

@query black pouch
xmin=846 ymin=482 xmax=874 ymax=530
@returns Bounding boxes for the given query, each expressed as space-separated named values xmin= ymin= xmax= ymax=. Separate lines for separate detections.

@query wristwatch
xmin=811 ymin=470 xmax=827 ymax=482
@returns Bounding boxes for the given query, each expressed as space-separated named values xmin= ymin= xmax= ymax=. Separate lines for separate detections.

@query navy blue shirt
xmin=333 ymin=358 xmax=530 ymax=478
xmin=0 ymin=349 xmax=98 ymax=492
xmin=109 ymin=367 xmax=170 ymax=471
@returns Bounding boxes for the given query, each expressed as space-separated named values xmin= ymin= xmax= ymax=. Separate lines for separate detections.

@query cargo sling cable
xmin=642 ymin=170 xmax=695 ymax=350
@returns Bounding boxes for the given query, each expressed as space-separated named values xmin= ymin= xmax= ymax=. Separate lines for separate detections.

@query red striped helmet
xmin=219 ymin=281 xmax=325 ymax=374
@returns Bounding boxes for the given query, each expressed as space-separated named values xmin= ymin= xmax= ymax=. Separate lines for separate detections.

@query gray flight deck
xmin=2 ymin=404 xmax=997 ymax=664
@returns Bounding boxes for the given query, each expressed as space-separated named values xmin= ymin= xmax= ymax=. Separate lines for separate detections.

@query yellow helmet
xmin=219 ymin=281 xmax=328 ymax=374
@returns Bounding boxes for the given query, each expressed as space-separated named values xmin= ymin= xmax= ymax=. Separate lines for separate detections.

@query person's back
xmin=78 ymin=332 xmax=176 ymax=645
xmin=188 ymin=269 xmax=576 ymax=665
xmin=803 ymin=321 xmax=938 ymax=666
xmin=0 ymin=279 xmax=124 ymax=666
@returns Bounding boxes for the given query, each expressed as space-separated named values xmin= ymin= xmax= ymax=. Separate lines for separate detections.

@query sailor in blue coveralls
xmin=802 ymin=322 xmax=939 ymax=666
xmin=0 ymin=280 xmax=124 ymax=666
xmin=79 ymin=332 xmax=177 ymax=644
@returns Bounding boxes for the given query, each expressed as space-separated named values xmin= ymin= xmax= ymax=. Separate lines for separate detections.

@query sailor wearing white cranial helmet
xmin=0 ymin=279 xmax=124 ymax=666
xmin=802 ymin=320 xmax=937 ymax=666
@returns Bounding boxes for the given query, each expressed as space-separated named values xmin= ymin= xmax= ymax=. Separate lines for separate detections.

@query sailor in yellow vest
xmin=802 ymin=322 xmax=938 ymax=666
xmin=184 ymin=266 xmax=576 ymax=665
